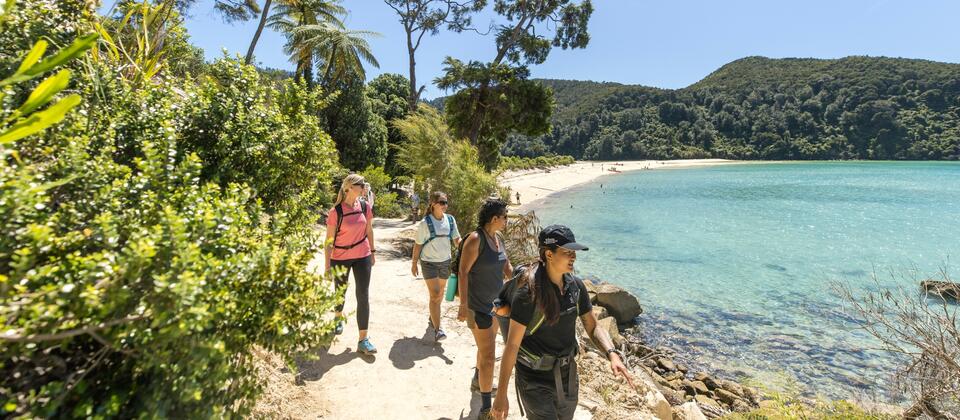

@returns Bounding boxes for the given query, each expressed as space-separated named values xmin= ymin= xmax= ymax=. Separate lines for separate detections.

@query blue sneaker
xmin=358 ymin=338 xmax=377 ymax=355
xmin=334 ymin=321 xmax=344 ymax=335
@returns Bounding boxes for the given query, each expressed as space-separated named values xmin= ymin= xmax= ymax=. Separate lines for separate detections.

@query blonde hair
xmin=335 ymin=174 xmax=365 ymax=206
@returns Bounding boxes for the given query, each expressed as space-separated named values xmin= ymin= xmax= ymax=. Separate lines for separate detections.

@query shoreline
xmin=499 ymin=159 xmax=740 ymax=212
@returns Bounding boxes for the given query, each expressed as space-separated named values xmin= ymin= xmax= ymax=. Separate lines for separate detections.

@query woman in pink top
xmin=325 ymin=174 xmax=377 ymax=355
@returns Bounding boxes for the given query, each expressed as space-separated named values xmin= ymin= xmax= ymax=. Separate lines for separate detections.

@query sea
xmin=532 ymin=161 xmax=960 ymax=402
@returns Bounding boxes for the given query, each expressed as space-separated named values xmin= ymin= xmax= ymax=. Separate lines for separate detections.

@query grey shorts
xmin=420 ymin=259 xmax=451 ymax=280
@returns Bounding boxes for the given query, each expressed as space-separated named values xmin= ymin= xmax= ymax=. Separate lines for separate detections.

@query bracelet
xmin=606 ymin=348 xmax=625 ymax=361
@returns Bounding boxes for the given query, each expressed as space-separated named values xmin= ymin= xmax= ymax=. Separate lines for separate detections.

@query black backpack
xmin=449 ymin=229 xmax=483 ymax=275
xmin=333 ymin=201 xmax=369 ymax=250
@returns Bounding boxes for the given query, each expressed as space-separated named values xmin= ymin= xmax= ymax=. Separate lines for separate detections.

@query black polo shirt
xmin=510 ymin=266 xmax=592 ymax=357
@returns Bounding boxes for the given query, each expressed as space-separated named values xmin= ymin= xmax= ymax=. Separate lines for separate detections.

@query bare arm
xmin=411 ymin=243 xmax=423 ymax=276
xmin=457 ymin=232 xmax=480 ymax=320
xmin=324 ymin=213 xmax=335 ymax=272
xmin=366 ymin=213 xmax=376 ymax=265
xmin=492 ymin=319 xmax=527 ymax=419
xmin=498 ymin=235 xmax=513 ymax=280
xmin=581 ymin=311 xmax=635 ymax=388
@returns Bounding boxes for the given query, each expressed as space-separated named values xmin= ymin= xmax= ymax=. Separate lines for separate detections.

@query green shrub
xmin=1 ymin=2 xmax=341 ymax=416
xmin=359 ymin=165 xmax=407 ymax=218
xmin=498 ymin=154 xmax=576 ymax=172
xmin=394 ymin=105 xmax=497 ymax=228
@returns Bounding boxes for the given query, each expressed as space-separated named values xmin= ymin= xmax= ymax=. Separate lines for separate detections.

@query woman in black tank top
xmin=457 ymin=198 xmax=513 ymax=418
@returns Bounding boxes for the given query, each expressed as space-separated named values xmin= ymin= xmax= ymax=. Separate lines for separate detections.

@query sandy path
xmin=500 ymin=159 xmax=737 ymax=211
xmin=285 ymin=218 xmax=579 ymax=420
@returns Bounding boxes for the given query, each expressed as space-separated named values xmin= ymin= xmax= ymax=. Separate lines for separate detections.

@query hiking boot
xmin=334 ymin=321 xmax=344 ymax=335
xmin=477 ymin=409 xmax=494 ymax=420
xmin=357 ymin=338 xmax=377 ymax=355
xmin=434 ymin=328 xmax=447 ymax=342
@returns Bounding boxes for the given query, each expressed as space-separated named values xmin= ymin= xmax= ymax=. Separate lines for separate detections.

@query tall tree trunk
xmin=244 ymin=0 xmax=273 ymax=65
xmin=406 ymin=30 xmax=418 ymax=112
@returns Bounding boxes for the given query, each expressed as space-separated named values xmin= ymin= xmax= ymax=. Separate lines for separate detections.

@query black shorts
xmin=467 ymin=309 xmax=493 ymax=329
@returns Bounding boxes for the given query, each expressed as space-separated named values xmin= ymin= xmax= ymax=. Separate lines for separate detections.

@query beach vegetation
xmin=1 ymin=1 xmax=342 ymax=416
xmin=393 ymin=105 xmax=497 ymax=228
xmin=498 ymin=154 xmax=575 ymax=171
xmin=833 ymin=268 xmax=960 ymax=418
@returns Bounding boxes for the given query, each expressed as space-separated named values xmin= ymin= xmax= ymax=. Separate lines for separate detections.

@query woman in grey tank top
xmin=457 ymin=198 xmax=514 ymax=418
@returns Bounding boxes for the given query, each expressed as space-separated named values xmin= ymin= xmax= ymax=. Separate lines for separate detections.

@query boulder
xmin=714 ymin=389 xmax=740 ymax=405
xmin=921 ymin=280 xmax=960 ymax=301
xmin=693 ymin=372 xmax=720 ymax=390
xmin=675 ymin=363 xmax=689 ymax=374
xmin=672 ymin=401 xmax=708 ymax=420
xmin=732 ymin=399 xmax=753 ymax=412
xmin=681 ymin=380 xmax=710 ymax=396
xmin=742 ymin=386 xmax=759 ymax=403
xmin=660 ymin=387 xmax=685 ymax=406
xmin=657 ymin=357 xmax=677 ymax=372
xmin=593 ymin=283 xmax=643 ymax=323
xmin=643 ymin=358 xmax=659 ymax=370
xmin=694 ymin=394 xmax=721 ymax=408
xmin=664 ymin=371 xmax=684 ymax=382
xmin=582 ymin=279 xmax=599 ymax=304
xmin=592 ymin=305 xmax=609 ymax=320
xmin=718 ymin=380 xmax=744 ymax=398
xmin=595 ymin=316 xmax=624 ymax=347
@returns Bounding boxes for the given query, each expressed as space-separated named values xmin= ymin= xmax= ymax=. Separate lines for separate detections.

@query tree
xmin=322 ymin=76 xmax=389 ymax=170
xmin=367 ymin=73 xmax=413 ymax=175
xmin=383 ymin=0 xmax=485 ymax=111
xmin=436 ymin=0 xmax=593 ymax=170
xmin=292 ymin=21 xmax=380 ymax=87
xmin=267 ymin=0 xmax=346 ymax=87
xmin=245 ymin=0 xmax=272 ymax=64
xmin=436 ymin=60 xmax=553 ymax=168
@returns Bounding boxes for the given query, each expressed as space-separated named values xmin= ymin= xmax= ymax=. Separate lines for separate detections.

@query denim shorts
xmin=420 ymin=259 xmax=451 ymax=280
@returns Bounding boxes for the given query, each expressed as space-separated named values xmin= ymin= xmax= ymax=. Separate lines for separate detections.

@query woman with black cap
xmin=491 ymin=225 xmax=633 ymax=420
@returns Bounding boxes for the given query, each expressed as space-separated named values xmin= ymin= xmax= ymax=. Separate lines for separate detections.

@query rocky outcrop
xmin=583 ymin=281 xmax=643 ymax=324
xmin=921 ymin=280 xmax=960 ymax=301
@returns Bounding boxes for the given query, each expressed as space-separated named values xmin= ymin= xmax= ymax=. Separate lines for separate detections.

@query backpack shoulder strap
xmin=334 ymin=204 xmax=345 ymax=243
xmin=425 ymin=215 xmax=437 ymax=240
xmin=361 ymin=200 xmax=368 ymax=217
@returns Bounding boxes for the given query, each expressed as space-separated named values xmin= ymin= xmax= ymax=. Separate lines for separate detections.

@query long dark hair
xmin=477 ymin=198 xmax=507 ymax=230
xmin=520 ymin=246 xmax=562 ymax=326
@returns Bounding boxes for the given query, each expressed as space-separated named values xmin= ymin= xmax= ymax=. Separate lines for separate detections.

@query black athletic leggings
xmin=332 ymin=255 xmax=373 ymax=330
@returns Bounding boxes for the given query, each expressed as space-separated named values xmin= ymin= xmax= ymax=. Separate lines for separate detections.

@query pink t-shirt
xmin=326 ymin=201 xmax=373 ymax=261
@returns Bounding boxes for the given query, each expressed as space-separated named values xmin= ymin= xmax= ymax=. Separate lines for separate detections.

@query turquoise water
xmin=534 ymin=161 xmax=960 ymax=401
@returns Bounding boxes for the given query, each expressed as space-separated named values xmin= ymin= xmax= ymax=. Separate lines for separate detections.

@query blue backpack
xmin=423 ymin=214 xmax=456 ymax=247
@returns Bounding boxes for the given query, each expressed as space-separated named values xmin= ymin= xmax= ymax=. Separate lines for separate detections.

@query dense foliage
xmin=394 ymin=105 xmax=497 ymax=228
xmin=322 ymin=76 xmax=389 ymax=171
xmin=503 ymin=56 xmax=960 ymax=160
xmin=367 ymin=73 xmax=412 ymax=176
xmin=1 ymin=1 xmax=341 ymax=417
xmin=498 ymin=154 xmax=575 ymax=171
xmin=358 ymin=165 xmax=407 ymax=218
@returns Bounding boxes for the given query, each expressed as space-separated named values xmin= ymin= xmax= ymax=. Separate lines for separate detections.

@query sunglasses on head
xmin=353 ymin=182 xmax=365 ymax=186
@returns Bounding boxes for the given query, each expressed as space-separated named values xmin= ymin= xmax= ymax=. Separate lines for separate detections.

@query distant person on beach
xmin=411 ymin=191 xmax=461 ymax=342
xmin=491 ymin=225 xmax=633 ymax=420
xmin=516 ymin=191 xmax=521 ymax=205
xmin=325 ymin=174 xmax=377 ymax=355
xmin=411 ymin=192 xmax=420 ymax=220
xmin=458 ymin=198 xmax=514 ymax=419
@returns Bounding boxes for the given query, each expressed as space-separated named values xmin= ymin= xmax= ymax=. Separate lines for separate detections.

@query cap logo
xmin=544 ymin=238 xmax=558 ymax=244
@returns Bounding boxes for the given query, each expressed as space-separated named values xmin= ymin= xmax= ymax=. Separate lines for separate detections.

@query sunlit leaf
xmin=17 ymin=70 xmax=71 ymax=115
xmin=0 ymin=94 xmax=81 ymax=144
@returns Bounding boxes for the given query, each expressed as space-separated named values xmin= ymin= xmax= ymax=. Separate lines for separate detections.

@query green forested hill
xmin=502 ymin=56 xmax=960 ymax=160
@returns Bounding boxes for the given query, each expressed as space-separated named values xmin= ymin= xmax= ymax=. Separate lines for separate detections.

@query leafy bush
xmin=394 ymin=105 xmax=497 ymax=228
xmin=1 ymin=2 xmax=341 ymax=416
xmin=359 ymin=165 xmax=407 ymax=218
xmin=498 ymin=154 xmax=575 ymax=171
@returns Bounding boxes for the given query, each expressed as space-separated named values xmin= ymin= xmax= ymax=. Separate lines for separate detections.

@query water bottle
xmin=445 ymin=273 xmax=458 ymax=301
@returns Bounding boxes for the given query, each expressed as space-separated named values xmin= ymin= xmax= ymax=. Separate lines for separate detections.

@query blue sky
xmin=160 ymin=0 xmax=958 ymax=99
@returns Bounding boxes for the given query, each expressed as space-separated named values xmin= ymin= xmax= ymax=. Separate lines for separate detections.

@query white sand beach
xmin=500 ymin=159 xmax=737 ymax=211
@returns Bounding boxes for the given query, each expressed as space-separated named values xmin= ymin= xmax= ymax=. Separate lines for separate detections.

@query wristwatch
xmin=606 ymin=348 xmax=625 ymax=361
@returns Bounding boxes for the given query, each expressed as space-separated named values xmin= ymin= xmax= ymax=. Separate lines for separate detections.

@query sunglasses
xmin=436 ymin=200 xmax=448 ymax=205
xmin=352 ymin=182 xmax=365 ymax=186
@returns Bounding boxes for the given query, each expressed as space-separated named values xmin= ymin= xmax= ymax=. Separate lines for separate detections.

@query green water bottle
xmin=445 ymin=273 xmax=458 ymax=301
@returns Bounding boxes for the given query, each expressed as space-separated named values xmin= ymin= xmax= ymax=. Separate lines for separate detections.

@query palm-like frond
xmin=293 ymin=23 xmax=381 ymax=84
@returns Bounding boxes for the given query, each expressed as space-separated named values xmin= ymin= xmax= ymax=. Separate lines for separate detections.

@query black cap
xmin=538 ymin=224 xmax=589 ymax=251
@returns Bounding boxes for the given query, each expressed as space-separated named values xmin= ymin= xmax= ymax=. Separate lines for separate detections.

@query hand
xmin=411 ymin=262 xmax=419 ymax=277
xmin=370 ymin=253 xmax=376 ymax=266
xmin=457 ymin=304 xmax=468 ymax=322
xmin=325 ymin=262 xmax=330 ymax=273
xmin=609 ymin=353 xmax=635 ymax=389
xmin=492 ymin=394 xmax=509 ymax=420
